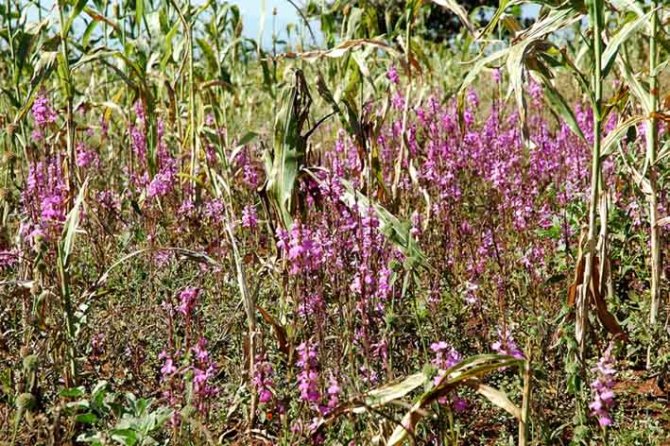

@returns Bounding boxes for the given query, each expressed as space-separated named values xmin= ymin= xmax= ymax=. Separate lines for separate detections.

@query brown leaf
xmin=590 ymin=259 xmax=627 ymax=340
xmin=651 ymin=111 xmax=670 ymax=122
xmin=567 ymin=256 xmax=585 ymax=307
xmin=256 ymin=305 xmax=290 ymax=356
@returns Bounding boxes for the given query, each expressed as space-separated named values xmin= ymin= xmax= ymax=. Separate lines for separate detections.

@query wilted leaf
xmin=387 ymin=354 xmax=524 ymax=445
xmin=474 ymin=383 xmax=521 ymax=420
xmin=256 ymin=305 xmax=289 ymax=356
xmin=61 ymin=177 xmax=89 ymax=267
xmin=358 ymin=372 xmax=428 ymax=413
xmin=601 ymin=115 xmax=647 ymax=158
xmin=430 ymin=0 xmax=475 ymax=34
xmin=590 ymin=260 xmax=626 ymax=340
xmin=276 ymin=39 xmax=400 ymax=63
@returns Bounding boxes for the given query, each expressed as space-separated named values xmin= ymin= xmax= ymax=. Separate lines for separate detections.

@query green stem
xmin=187 ymin=0 xmax=197 ymax=197
xmin=170 ymin=0 xmax=197 ymax=196
xmin=519 ymin=354 xmax=532 ymax=446
xmin=579 ymin=2 xmax=604 ymax=359
xmin=58 ymin=1 xmax=77 ymax=196
xmin=647 ymin=0 xmax=660 ymax=367
xmin=57 ymin=245 xmax=78 ymax=385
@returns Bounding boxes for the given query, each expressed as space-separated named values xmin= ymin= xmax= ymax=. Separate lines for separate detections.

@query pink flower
xmin=386 ymin=65 xmax=399 ymax=85
xmin=241 ymin=204 xmax=258 ymax=229
xmin=32 ymin=92 xmax=57 ymax=127
xmin=177 ymin=287 xmax=200 ymax=317
xmin=590 ymin=344 xmax=616 ymax=427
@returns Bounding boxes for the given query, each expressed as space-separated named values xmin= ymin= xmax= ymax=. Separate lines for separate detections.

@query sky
xmin=25 ymin=0 xmax=539 ymax=48
xmin=229 ymin=0 xmax=319 ymax=46
xmin=229 ymin=1 xmax=539 ymax=47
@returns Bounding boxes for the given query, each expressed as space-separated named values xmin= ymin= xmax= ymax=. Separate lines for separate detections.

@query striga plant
xmin=0 ymin=0 xmax=669 ymax=444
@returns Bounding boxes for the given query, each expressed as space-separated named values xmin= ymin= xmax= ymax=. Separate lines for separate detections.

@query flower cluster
xmin=253 ymin=353 xmax=275 ymax=404
xmin=491 ymin=328 xmax=524 ymax=359
xmin=177 ymin=287 xmax=200 ymax=317
xmin=276 ymin=221 xmax=324 ymax=275
xmin=431 ymin=341 xmax=467 ymax=411
xmin=190 ymin=337 xmax=218 ymax=415
xmin=589 ymin=345 xmax=616 ymax=427
xmin=21 ymin=157 xmax=69 ymax=245
xmin=241 ymin=204 xmax=258 ymax=229
xmin=296 ymin=341 xmax=321 ymax=405
xmin=31 ymin=92 xmax=57 ymax=140
xmin=159 ymin=287 xmax=217 ymax=421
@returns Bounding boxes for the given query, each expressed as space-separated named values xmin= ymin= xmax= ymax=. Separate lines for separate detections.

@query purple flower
xmin=491 ymin=328 xmax=524 ymax=359
xmin=326 ymin=374 xmax=341 ymax=409
xmin=241 ymin=204 xmax=258 ymax=229
xmin=177 ymin=287 xmax=200 ymax=317
xmin=590 ymin=344 xmax=616 ymax=427
xmin=40 ymin=194 xmax=66 ymax=222
xmin=147 ymin=165 xmax=176 ymax=199
xmin=276 ymin=221 xmax=324 ymax=275
xmin=76 ymin=143 xmax=99 ymax=168
xmin=386 ymin=65 xmax=399 ymax=85
xmin=492 ymin=68 xmax=502 ymax=83
xmin=296 ymin=341 xmax=322 ymax=405
xmin=430 ymin=341 xmax=467 ymax=409
xmin=32 ymin=92 xmax=57 ymax=127
xmin=0 ymin=250 xmax=18 ymax=269
xmin=159 ymin=351 xmax=177 ymax=377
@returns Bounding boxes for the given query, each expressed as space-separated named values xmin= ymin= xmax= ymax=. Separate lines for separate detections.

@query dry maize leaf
xmin=473 ymin=383 xmax=521 ymax=420
xmin=587 ymin=258 xmax=627 ymax=339
xmin=256 ymin=305 xmax=289 ymax=356
xmin=567 ymin=256 xmax=585 ymax=307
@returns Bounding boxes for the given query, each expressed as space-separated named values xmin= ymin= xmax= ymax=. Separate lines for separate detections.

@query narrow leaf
xmin=475 ymin=383 xmax=522 ymax=420
xmin=61 ymin=177 xmax=89 ymax=266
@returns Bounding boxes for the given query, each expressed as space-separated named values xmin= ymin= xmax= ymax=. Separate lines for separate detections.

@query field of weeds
xmin=0 ymin=0 xmax=669 ymax=444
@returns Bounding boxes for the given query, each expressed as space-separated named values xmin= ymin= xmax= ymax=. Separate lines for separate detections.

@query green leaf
xmin=586 ymin=0 xmax=604 ymax=31
xmin=237 ymin=131 xmax=258 ymax=146
xmin=539 ymin=75 xmax=587 ymax=143
xmin=601 ymin=9 xmax=654 ymax=78
xmin=82 ymin=20 xmax=99 ymax=49
xmin=63 ymin=0 xmax=89 ymax=36
xmin=264 ymin=69 xmax=312 ymax=228
xmin=59 ymin=387 xmax=86 ymax=398
xmin=196 ymin=38 xmax=218 ymax=73
xmin=110 ymin=428 xmax=138 ymax=446
xmin=135 ymin=0 xmax=144 ymax=28
xmin=91 ymin=380 xmax=109 ymax=409
xmin=75 ymin=413 xmax=98 ymax=424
